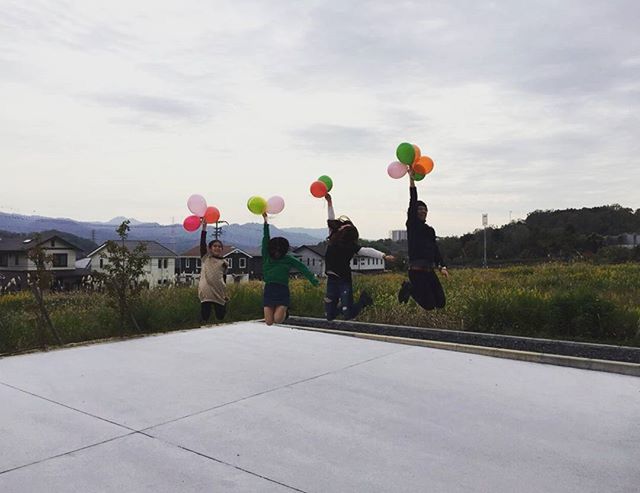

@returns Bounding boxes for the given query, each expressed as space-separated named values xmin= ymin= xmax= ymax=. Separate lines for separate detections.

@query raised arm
xmin=261 ymin=213 xmax=270 ymax=258
xmin=407 ymin=174 xmax=418 ymax=223
xmin=200 ymin=219 xmax=207 ymax=257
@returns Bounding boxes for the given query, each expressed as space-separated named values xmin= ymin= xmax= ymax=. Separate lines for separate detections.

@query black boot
xmin=398 ymin=281 xmax=411 ymax=304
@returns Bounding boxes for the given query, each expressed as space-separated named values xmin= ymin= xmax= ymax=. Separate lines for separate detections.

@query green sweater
xmin=262 ymin=223 xmax=319 ymax=286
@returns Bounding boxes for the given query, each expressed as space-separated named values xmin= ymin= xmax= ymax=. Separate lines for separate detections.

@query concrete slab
xmin=148 ymin=343 xmax=640 ymax=493
xmin=0 ymin=324 xmax=400 ymax=429
xmin=0 ymin=434 xmax=294 ymax=492
xmin=0 ymin=384 xmax=128 ymax=472
xmin=1 ymin=322 xmax=638 ymax=492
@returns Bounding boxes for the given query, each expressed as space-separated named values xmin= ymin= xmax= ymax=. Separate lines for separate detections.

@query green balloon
xmin=318 ymin=175 xmax=333 ymax=192
xmin=247 ymin=196 xmax=267 ymax=215
xmin=413 ymin=173 xmax=426 ymax=181
xmin=396 ymin=142 xmax=415 ymax=165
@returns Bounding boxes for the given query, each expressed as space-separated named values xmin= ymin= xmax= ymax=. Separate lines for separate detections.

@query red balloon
xmin=183 ymin=215 xmax=201 ymax=232
xmin=204 ymin=206 xmax=220 ymax=224
xmin=310 ymin=180 xmax=328 ymax=198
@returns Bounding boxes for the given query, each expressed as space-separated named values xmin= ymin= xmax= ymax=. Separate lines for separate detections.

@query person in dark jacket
xmin=324 ymin=194 xmax=394 ymax=320
xmin=398 ymin=174 xmax=449 ymax=309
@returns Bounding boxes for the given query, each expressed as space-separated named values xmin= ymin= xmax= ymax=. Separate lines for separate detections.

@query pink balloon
xmin=266 ymin=196 xmax=285 ymax=214
xmin=387 ymin=161 xmax=408 ymax=179
xmin=183 ymin=215 xmax=201 ymax=232
xmin=187 ymin=194 xmax=207 ymax=216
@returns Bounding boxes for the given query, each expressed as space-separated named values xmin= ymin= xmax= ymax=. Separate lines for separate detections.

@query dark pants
xmin=201 ymin=302 xmax=227 ymax=322
xmin=325 ymin=277 xmax=364 ymax=321
xmin=409 ymin=270 xmax=445 ymax=310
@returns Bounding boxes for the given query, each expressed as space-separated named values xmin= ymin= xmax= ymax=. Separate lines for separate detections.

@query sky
xmin=1 ymin=0 xmax=639 ymax=239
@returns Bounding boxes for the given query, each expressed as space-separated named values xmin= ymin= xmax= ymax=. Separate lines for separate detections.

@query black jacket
xmin=406 ymin=187 xmax=445 ymax=268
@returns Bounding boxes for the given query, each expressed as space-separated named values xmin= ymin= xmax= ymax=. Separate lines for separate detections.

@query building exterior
xmin=605 ymin=232 xmax=640 ymax=249
xmin=390 ymin=230 xmax=408 ymax=241
xmin=87 ymin=240 xmax=177 ymax=287
xmin=293 ymin=244 xmax=386 ymax=276
xmin=177 ymin=244 xmax=258 ymax=284
xmin=0 ymin=234 xmax=88 ymax=291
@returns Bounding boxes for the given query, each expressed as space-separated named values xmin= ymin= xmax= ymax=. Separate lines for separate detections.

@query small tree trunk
xmin=30 ymin=285 xmax=62 ymax=346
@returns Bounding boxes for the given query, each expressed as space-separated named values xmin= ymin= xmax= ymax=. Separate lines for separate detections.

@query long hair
xmin=328 ymin=221 xmax=359 ymax=246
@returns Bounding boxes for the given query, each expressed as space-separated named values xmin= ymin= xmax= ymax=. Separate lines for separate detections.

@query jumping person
xmin=398 ymin=173 xmax=449 ymax=309
xmin=262 ymin=213 xmax=319 ymax=325
xmin=324 ymin=193 xmax=395 ymax=320
xmin=199 ymin=219 xmax=229 ymax=323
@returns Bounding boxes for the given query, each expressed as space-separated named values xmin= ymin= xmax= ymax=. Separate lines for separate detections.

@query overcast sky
xmin=1 ymin=0 xmax=639 ymax=238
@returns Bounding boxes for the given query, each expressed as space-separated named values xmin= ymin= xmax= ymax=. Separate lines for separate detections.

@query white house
xmin=293 ymin=244 xmax=386 ymax=276
xmin=87 ymin=240 xmax=177 ymax=287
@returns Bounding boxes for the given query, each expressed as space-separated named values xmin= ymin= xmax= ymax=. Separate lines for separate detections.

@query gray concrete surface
xmin=1 ymin=322 xmax=639 ymax=492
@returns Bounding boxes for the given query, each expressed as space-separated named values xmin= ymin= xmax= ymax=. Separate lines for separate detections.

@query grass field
xmin=1 ymin=263 xmax=638 ymax=355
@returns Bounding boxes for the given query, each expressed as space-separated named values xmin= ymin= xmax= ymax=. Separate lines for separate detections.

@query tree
xmin=27 ymin=237 xmax=63 ymax=346
xmin=97 ymin=220 xmax=149 ymax=333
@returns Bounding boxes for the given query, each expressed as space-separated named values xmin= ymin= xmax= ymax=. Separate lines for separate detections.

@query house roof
xmin=0 ymin=234 xmax=84 ymax=253
xmin=88 ymin=240 xmax=177 ymax=258
xmin=294 ymin=244 xmax=327 ymax=257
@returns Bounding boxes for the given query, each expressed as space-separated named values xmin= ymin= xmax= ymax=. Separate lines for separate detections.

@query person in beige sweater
xmin=199 ymin=219 xmax=228 ymax=322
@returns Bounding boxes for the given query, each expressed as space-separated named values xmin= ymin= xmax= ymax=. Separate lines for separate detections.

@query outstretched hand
xmin=325 ymin=193 xmax=332 ymax=205
xmin=262 ymin=212 xmax=268 ymax=223
xmin=440 ymin=267 xmax=449 ymax=279
xmin=384 ymin=255 xmax=396 ymax=263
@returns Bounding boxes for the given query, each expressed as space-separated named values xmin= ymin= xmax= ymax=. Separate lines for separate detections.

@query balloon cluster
xmin=247 ymin=195 xmax=285 ymax=215
xmin=387 ymin=143 xmax=434 ymax=182
xmin=183 ymin=194 xmax=220 ymax=232
xmin=309 ymin=175 xmax=333 ymax=198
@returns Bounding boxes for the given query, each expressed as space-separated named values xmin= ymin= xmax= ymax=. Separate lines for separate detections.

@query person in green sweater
xmin=261 ymin=212 xmax=319 ymax=325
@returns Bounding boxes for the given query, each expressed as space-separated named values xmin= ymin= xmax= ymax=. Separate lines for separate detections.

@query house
xmin=87 ymin=240 xmax=177 ymax=287
xmin=177 ymin=244 xmax=257 ymax=284
xmin=605 ymin=233 xmax=640 ymax=249
xmin=0 ymin=234 xmax=87 ymax=291
xmin=293 ymin=244 xmax=387 ymax=276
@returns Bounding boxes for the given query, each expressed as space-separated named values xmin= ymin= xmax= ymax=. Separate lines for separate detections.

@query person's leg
xmin=398 ymin=278 xmax=412 ymax=303
xmin=201 ymin=302 xmax=212 ymax=323
xmin=324 ymin=277 xmax=340 ymax=321
xmin=343 ymin=281 xmax=373 ymax=320
xmin=213 ymin=302 xmax=227 ymax=320
xmin=264 ymin=307 xmax=275 ymax=325
xmin=273 ymin=305 xmax=288 ymax=324
xmin=408 ymin=270 xmax=437 ymax=310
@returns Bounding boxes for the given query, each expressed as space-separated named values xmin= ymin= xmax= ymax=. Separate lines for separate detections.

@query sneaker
xmin=359 ymin=290 xmax=373 ymax=309
xmin=398 ymin=281 xmax=411 ymax=304
xmin=284 ymin=309 xmax=290 ymax=321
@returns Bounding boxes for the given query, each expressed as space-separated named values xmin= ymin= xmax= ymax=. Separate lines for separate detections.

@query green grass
xmin=1 ymin=263 xmax=639 ymax=355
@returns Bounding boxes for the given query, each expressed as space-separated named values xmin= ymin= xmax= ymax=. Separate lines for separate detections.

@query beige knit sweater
xmin=198 ymin=254 xmax=228 ymax=304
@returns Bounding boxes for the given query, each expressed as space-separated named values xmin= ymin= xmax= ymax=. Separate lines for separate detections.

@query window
xmin=306 ymin=258 xmax=310 ymax=266
xmin=312 ymin=258 xmax=315 ymax=266
xmin=197 ymin=258 xmax=201 ymax=267
xmin=158 ymin=259 xmax=162 ymax=268
xmin=52 ymin=253 xmax=68 ymax=267
xmin=0 ymin=253 xmax=7 ymax=267
xmin=227 ymin=258 xmax=233 ymax=269
xmin=100 ymin=258 xmax=104 ymax=268
xmin=239 ymin=257 xmax=246 ymax=269
xmin=15 ymin=254 xmax=20 ymax=266
xmin=50 ymin=240 xmax=55 ymax=247
xmin=164 ymin=258 xmax=168 ymax=269
xmin=367 ymin=258 xmax=371 ymax=265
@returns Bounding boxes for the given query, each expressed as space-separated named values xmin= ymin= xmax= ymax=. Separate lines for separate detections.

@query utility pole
xmin=212 ymin=221 xmax=228 ymax=240
xmin=482 ymin=213 xmax=488 ymax=268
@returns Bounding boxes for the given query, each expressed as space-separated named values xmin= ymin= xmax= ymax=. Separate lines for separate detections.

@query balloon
xmin=247 ymin=196 xmax=267 ymax=215
xmin=317 ymin=175 xmax=333 ymax=192
xmin=187 ymin=194 xmax=207 ymax=216
xmin=387 ymin=161 xmax=408 ymax=179
xmin=310 ymin=181 xmax=328 ymax=198
xmin=412 ymin=144 xmax=421 ymax=164
xmin=415 ymin=155 xmax=434 ymax=175
xmin=266 ymin=196 xmax=285 ymax=214
xmin=396 ymin=142 xmax=415 ymax=165
xmin=412 ymin=162 xmax=427 ymax=175
xmin=204 ymin=206 xmax=220 ymax=224
xmin=413 ymin=173 xmax=426 ymax=181
xmin=183 ymin=215 xmax=201 ymax=232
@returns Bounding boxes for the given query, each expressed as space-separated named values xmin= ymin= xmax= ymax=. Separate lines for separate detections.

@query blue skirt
xmin=263 ymin=282 xmax=290 ymax=307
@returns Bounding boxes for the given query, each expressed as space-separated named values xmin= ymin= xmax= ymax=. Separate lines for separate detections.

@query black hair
xmin=208 ymin=239 xmax=223 ymax=249
xmin=329 ymin=223 xmax=359 ymax=246
xmin=268 ymin=237 xmax=289 ymax=259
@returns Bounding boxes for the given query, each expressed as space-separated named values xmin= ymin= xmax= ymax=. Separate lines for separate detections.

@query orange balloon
xmin=310 ymin=180 xmax=328 ymax=198
xmin=204 ymin=206 xmax=220 ymax=224
xmin=412 ymin=144 xmax=421 ymax=164
xmin=416 ymin=155 xmax=434 ymax=175
xmin=413 ymin=162 xmax=427 ymax=175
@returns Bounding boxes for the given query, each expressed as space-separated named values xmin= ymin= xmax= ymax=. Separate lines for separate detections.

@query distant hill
xmin=0 ymin=212 xmax=327 ymax=256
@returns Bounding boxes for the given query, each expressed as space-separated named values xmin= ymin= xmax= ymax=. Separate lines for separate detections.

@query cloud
xmin=88 ymin=93 xmax=210 ymax=123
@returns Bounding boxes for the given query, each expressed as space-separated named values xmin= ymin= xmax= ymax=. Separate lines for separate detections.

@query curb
xmin=282 ymin=324 xmax=640 ymax=377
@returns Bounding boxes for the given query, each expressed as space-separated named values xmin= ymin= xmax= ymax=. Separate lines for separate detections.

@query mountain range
xmin=0 ymin=212 xmax=327 ymax=255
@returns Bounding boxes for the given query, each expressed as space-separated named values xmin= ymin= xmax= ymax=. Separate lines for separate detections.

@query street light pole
xmin=482 ymin=213 xmax=488 ymax=268
xmin=212 ymin=221 xmax=229 ymax=240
